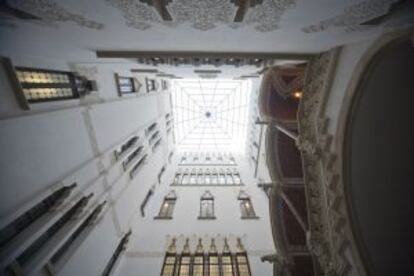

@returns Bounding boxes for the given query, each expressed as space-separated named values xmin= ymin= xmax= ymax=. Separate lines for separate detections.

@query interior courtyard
xmin=0 ymin=0 xmax=413 ymax=275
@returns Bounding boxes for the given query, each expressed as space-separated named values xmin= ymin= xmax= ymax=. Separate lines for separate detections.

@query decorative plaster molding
xmin=106 ymin=0 xmax=161 ymax=30
xmin=106 ymin=0 xmax=295 ymax=31
xmin=240 ymin=0 xmax=296 ymax=32
xmin=10 ymin=0 xmax=104 ymax=30
xmin=302 ymin=0 xmax=399 ymax=33
xmin=297 ymin=49 xmax=367 ymax=275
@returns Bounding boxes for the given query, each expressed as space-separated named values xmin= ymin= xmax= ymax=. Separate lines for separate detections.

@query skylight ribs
xmin=172 ymin=79 xmax=249 ymax=152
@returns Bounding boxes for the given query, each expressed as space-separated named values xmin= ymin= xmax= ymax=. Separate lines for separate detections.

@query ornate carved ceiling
xmin=106 ymin=0 xmax=296 ymax=31
xmin=2 ymin=0 xmax=403 ymax=33
xmin=3 ymin=0 xmax=104 ymax=30
xmin=302 ymin=0 xmax=400 ymax=33
xmin=1 ymin=0 xmax=412 ymax=62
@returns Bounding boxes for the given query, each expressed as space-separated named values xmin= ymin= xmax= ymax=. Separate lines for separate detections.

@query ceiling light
xmin=293 ymin=91 xmax=303 ymax=99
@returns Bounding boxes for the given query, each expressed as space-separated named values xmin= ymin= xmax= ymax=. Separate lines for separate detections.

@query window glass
xmin=200 ymin=199 xmax=214 ymax=218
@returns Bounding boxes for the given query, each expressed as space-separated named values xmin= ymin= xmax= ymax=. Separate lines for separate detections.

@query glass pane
xmin=193 ymin=265 xmax=204 ymax=276
xmin=237 ymin=256 xmax=247 ymax=263
xmin=162 ymin=265 xmax=175 ymax=276
xmin=182 ymin=174 xmax=190 ymax=184
xmin=179 ymin=256 xmax=190 ymax=276
xmin=219 ymin=174 xmax=226 ymax=184
xmin=205 ymin=175 xmax=211 ymax=185
xmin=197 ymin=174 xmax=204 ymax=184
xmin=159 ymin=201 xmax=169 ymax=217
xmin=166 ymin=201 xmax=175 ymax=217
xmin=222 ymin=256 xmax=232 ymax=264
xmin=226 ymin=174 xmax=233 ymax=184
xmin=222 ymin=265 xmax=233 ymax=276
xmin=211 ymin=173 xmax=218 ymax=184
xmin=209 ymin=256 xmax=218 ymax=264
xmin=166 ymin=256 xmax=176 ymax=264
xmin=233 ymin=174 xmax=241 ymax=184
xmin=174 ymin=173 xmax=181 ymax=184
xmin=201 ymin=200 xmax=213 ymax=217
xmin=209 ymin=265 xmax=220 ymax=276
xmin=238 ymin=264 xmax=250 ymax=276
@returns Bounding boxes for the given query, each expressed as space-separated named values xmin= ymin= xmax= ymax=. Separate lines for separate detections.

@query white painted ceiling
xmin=1 ymin=0 xmax=409 ymax=64
xmin=172 ymin=79 xmax=250 ymax=153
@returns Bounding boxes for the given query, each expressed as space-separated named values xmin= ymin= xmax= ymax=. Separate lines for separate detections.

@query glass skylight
xmin=172 ymin=79 xmax=251 ymax=153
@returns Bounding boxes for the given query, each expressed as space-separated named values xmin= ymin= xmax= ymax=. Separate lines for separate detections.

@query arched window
xmin=210 ymin=169 xmax=218 ymax=185
xmin=182 ymin=169 xmax=190 ymax=185
xmin=238 ymin=191 xmax=258 ymax=219
xmin=232 ymin=169 xmax=241 ymax=185
xmin=193 ymin=239 xmax=205 ymax=276
xmin=225 ymin=169 xmax=233 ymax=184
xmin=173 ymin=169 xmax=182 ymax=185
xmin=218 ymin=169 xmax=226 ymax=185
xmin=199 ymin=191 xmax=215 ymax=219
xmin=178 ymin=239 xmax=191 ymax=275
xmin=189 ymin=169 xmax=197 ymax=184
xmin=161 ymin=238 xmax=178 ymax=276
xmin=235 ymin=238 xmax=251 ymax=276
xmin=204 ymin=169 xmax=211 ymax=185
xmin=221 ymin=238 xmax=234 ymax=276
xmin=207 ymin=239 xmax=219 ymax=276
xmin=197 ymin=168 xmax=204 ymax=185
xmin=155 ymin=191 xmax=177 ymax=219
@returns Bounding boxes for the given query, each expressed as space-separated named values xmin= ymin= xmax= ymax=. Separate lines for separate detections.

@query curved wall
xmin=346 ymin=38 xmax=414 ymax=275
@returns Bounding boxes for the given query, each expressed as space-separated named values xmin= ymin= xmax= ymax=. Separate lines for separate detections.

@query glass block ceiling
xmin=172 ymin=79 xmax=251 ymax=153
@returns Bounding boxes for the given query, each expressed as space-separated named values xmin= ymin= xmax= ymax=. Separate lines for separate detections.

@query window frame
xmin=177 ymin=253 xmax=191 ymax=276
xmin=161 ymin=252 xmax=178 ymax=276
xmin=207 ymin=253 xmax=220 ymax=276
xmin=238 ymin=191 xmax=259 ymax=219
xmin=154 ymin=191 xmax=177 ymax=220
xmin=198 ymin=191 xmax=215 ymax=220
xmin=114 ymin=73 xmax=141 ymax=96
xmin=221 ymin=252 xmax=235 ymax=276
xmin=235 ymin=252 xmax=252 ymax=276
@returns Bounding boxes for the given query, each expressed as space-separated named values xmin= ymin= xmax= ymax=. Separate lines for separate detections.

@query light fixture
xmin=293 ymin=91 xmax=303 ymax=99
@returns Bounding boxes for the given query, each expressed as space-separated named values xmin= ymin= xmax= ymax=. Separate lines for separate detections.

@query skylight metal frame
xmin=172 ymin=79 xmax=250 ymax=153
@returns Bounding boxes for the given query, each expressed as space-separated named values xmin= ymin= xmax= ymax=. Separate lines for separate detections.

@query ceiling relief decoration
xmin=106 ymin=0 xmax=162 ymax=30
xmin=5 ymin=0 xmax=104 ymax=29
xmin=302 ymin=0 xmax=399 ymax=33
xmin=106 ymin=0 xmax=296 ymax=31
xmin=238 ymin=0 xmax=295 ymax=32
xmin=167 ymin=0 xmax=235 ymax=31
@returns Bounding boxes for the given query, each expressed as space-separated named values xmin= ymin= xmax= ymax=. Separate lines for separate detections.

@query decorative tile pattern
xmin=302 ymin=0 xmax=399 ymax=33
xmin=106 ymin=0 xmax=296 ymax=32
xmin=10 ymin=0 xmax=104 ymax=30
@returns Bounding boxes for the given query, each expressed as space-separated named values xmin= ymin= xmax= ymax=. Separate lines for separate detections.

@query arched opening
xmin=345 ymin=37 xmax=414 ymax=275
